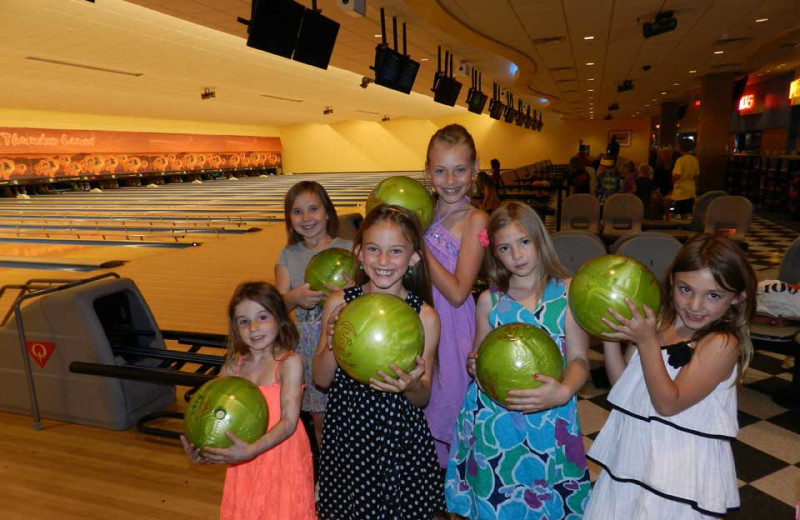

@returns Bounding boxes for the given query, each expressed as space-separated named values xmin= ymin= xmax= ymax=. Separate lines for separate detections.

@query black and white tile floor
xmin=573 ymin=214 xmax=800 ymax=519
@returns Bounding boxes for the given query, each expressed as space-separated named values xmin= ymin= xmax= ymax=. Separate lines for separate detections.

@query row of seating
xmin=560 ymin=192 xmax=753 ymax=244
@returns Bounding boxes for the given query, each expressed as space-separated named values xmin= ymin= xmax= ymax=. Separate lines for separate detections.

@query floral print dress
xmin=445 ymin=278 xmax=591 ymax=519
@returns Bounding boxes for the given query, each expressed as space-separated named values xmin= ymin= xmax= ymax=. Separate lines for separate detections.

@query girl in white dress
xmin=585 ymin=234 xmax=757 ymax=519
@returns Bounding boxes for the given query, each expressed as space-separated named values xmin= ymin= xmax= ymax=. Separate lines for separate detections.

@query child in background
xmin=182 ymin=282 xmax=316 ymax=520
xmin=275 ymin=181 xmax=352 ymax=452
xmin=635 ymin=163 xmax=656 ymax=219
xmin=475 ymin=170 xmax=501 ymax=213
xmin=313 ymin=204 xmax=444 ymax=519
xmin=446 ymin=201 xmax=592 ymax=519
xmin=618 ymin=160 xmax=637 ymax=195
xmin=596 ymin=158 xmax=621 ymax=201
xmin=585 ymin=234 xmax=756 ymax=519
xmin=671 ymin=138 xmax=700 ymax=219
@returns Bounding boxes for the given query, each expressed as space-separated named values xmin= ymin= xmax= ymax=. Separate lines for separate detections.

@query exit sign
xmin=738 ymin=94 xmax=755 ymax=111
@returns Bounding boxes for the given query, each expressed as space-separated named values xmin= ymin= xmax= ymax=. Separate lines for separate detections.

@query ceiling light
xmin=584 ymin=35 xmax=595 ymax=40
xmin=714 ymin=50 xmax=724 ymax=55
xmin=673 ymin=83 xmax=680 ymax=86
xmin=661 ymin=91 xmax=666 ymax=95
xmin=374 ymin=34 xmax=382 ymax=37
xmin=779 ymin=63 xmax=786 ymax=67
xmin=420 ymin=58 xmax=429 ymax=61
xmin=689 ymin=70 xmax=697 ymax=73
xmin=586 ymin=62 xmax=595 ymax=66
xmin=755 ymin=18 xmax=768 ymax=23
xmin=652 ymin=98 xmax=657 ymax=101
xmin=645 ymin=104 xmax=650 ymax=107
xmin=587 ymin=89 xmax=594 ymax=92
xmin=588 ymin=78 xmax=595 ymax=81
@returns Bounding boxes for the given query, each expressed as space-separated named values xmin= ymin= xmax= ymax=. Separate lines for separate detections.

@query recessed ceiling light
xmin=755 ymin=18 xmax=769 ymax=23
xmin=652 ymin=98 xmax=657 ymax=101
xmin=689 ymin=70 xmax=697 ymax=74
xmin=584 ymin=36 xmax=595 ymax=40
xmin=588 ymin=78 xmax=595 ymax=81
xmin=374 ymin=34 xmax=382 ymax=38
xmin=673 ymin=83 xmax=680 ymax=86
xmin=421 ymin=58 xmax=428 ymax=61
xmin=589 ymin=102 xmax=594 ymax=105
xmin=661 ymin=91 xmax=666 ymax=95
xmin=588 ymin=89 xmax=594 ymax=92
xmin=586 ymin=62 xmax=595 ymax=66
xmin=645 ymin=104 xmax=650 ymax=107
xmin=779 ymin=63 xmax=786 ymax=67
xmin=714 ymin=50 xmax=724 ymax=55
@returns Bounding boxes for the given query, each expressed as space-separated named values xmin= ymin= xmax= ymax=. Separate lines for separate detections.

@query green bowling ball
xmin=305 ymin=248 xmax=355 ymax=298
xmin=568 ymin=254 xmax=662 ymax=340
xmin=333 ymin=292 xmax=424 ymax=385
xmin=476 ymin=323 xmax=564 ymax=406
xmin=365 ymin=176 xmax=434 ymax=229
xmin=184 ymin=376 xmax=268 ymax=450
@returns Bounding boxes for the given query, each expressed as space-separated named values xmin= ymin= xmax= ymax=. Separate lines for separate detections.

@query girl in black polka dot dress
xmin=313 ymin=204 xmax=444 ymax=519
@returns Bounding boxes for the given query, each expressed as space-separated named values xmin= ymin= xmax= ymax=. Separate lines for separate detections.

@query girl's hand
xmin=325 ymin=271 xmax=355 ymax=292
xmin=324 ymin=301 xmax=346 ymax=349
xmin=292 ymin=283 xmax=326 ymax=310
xmin=601 ymin=298 xmax=658 ymax=347
xmin=180 ymin=435 xmax=206 ymax=464
xmin=504 ymin=374 xmax=571 ymax=413
xmin=466 ymin=351 xmax=477 ymax=379
xmin=369 ymin=356 xmax=425 ymax=393
xmin=199 ymin=431 xmax=256 ymax=465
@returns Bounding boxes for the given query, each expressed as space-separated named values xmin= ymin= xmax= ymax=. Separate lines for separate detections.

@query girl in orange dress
xmin=182 ymin=282 xmax=316 ymax=520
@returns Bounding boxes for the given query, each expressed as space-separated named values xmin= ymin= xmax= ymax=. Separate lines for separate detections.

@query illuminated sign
xmin=790 ymin=79 xmax=800 ymax=103
xmin=738 ymin=94 xmax=755 ymax=111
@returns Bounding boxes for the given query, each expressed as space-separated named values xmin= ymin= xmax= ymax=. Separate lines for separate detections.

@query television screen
xmin=503 ymin=105 xmax=516 ymax=123
xmin=488 ymin=99 xmax=505 ymax=120
xmin=373 ymin=46 xmax=419 ymax=94
xmin=466 ymin=89 xmax=488 ymax=114
xmin=293 ymin=9 xmax=340 ymax=69
xmin=515 ymin=110 xmax=526 ymax=126
xmin=433 ymin=74 xmax=462 ymax=107
xmin=524 ymin=115 xmax=533 ymax=128
xmin=247 ymin=0 xmax=305 ymax=59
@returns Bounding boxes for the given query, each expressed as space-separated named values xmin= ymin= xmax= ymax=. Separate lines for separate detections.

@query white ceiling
xmin=1 ymin=0 xmax=798 ymax=127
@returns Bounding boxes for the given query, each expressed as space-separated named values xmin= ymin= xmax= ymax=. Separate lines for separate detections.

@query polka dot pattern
xmin=317 ymin=287 xmax=444 ymax=519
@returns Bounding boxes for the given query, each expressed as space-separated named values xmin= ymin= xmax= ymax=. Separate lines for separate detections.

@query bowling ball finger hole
xmin=214 ymin=408 xmax=226 ymax=420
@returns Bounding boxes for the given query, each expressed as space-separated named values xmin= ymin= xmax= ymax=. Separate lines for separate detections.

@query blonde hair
xmin=484 ymin=201 xmax=569 ymax=293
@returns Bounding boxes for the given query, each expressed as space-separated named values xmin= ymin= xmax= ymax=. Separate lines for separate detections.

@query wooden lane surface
xmin=0 ymin=173 xmax=386 ymax=518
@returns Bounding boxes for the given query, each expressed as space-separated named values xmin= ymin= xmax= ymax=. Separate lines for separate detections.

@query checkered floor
xmin=573 ymin=212 xmax=800 ymax=519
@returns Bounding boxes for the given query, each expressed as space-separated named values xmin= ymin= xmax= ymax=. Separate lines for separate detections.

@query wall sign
xmin=738 ymin=94 xmax=755 ymax=111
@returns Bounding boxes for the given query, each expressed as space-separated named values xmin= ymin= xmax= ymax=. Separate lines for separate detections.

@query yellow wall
xmin=281 ymin=112 xmax=652 ymax=173
xmin=0 ymin=108 xmax=281 ymax=137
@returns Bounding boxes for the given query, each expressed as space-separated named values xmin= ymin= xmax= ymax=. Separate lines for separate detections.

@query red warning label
xmin=26 ymin=341 xmax=55 ymax=368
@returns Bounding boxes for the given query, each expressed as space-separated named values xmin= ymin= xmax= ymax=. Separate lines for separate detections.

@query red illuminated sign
xmin=26 ymin=341 xmax=55 ymax=368
xmin=738 ymin=94 xmax=755 ymax=111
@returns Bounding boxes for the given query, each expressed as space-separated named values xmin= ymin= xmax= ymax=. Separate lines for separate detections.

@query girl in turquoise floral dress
xmin=445 ymin=201 xmax=592 ymax=519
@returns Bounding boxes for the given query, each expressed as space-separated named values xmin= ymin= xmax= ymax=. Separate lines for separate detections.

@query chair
xmin=600 ymin=193 xmax=643 ymax=243
xmin=560 ymin=194 xmax=601 ymax=233
xmin=611 ymin=232 xmax=683 ymax=284
xmin=585 ymin=166 xmax=597 ymax=196
xmin=655 ymin=190 xmax=727 ymax=241
xmin=750 ymin=237 xmax=800 ymax=408
xmin=703 ymin=195 xmax=752 ymax=244
xmin=551 ymin=231 xmax=607 ymax=275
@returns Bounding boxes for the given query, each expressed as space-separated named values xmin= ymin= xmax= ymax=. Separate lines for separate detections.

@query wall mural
xmin=0 ymin=128 xmax=282 ymax=181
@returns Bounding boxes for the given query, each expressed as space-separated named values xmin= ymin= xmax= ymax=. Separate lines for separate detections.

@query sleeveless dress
xmin=585 ymin=342 xmax=739 ymax=519
xmin=423 ymin=196 xmax=476 ymax=467
xmin=445 ymin=279 xmax=591 ymax=519
xmin=220 ymin=355 xmax=317 ymax=520
xmin=317 ymin=286 xmax=445 ymax=520
xmin=277 ymin=237 xmax=353 ymax=413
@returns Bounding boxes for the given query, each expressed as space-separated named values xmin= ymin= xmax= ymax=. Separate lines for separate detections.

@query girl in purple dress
xmin=423 ymin=124 xmax=490 ymax=468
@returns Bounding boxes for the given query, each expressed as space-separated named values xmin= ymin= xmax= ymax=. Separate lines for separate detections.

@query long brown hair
xmin=484 ymin=201 xmax=569 ymax=293
xmin=226 ymin=281 xmax=299 ymax=360
xmin=659 ymin=234 xmax=756 ymax=381
xmin=283 ymin=181 xmax=339 ymax=245
xmin=353 ymin=204 xmax=433 ymax=306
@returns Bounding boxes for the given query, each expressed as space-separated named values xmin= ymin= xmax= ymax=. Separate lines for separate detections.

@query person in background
xmin=476 ymin=170 xmax=501 ymax=212
xmin=606 ymin=135 xmax=620 ymax=162
xmin=596 ymin=158 xmax=621 ymax=201
xmin=653 ymin=146 xmax=675 ymax=219
xmin=636 ymin=164 xmax=656 ymax=219
xmin=490 ymin=158 xmax=503 ymax=189
xmin=568 ymin=156 xmax=591 ymax=195
xmin=618 ymin=160 xmax=637 ymax=195
xmin=671 ymin=138 xmax=700 ymax=219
